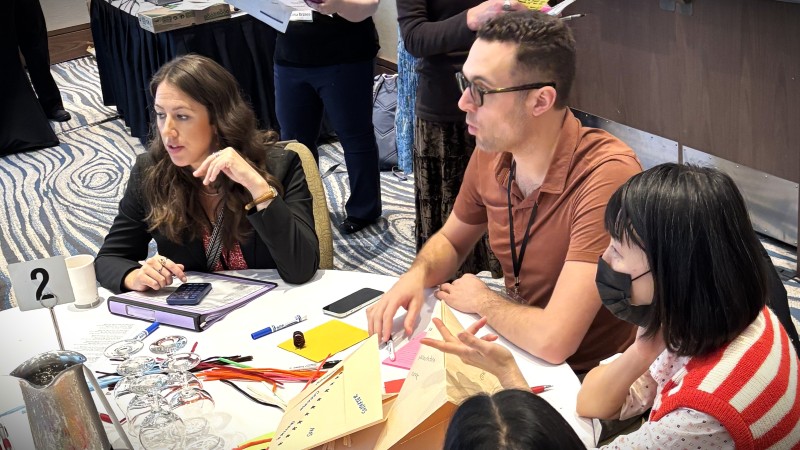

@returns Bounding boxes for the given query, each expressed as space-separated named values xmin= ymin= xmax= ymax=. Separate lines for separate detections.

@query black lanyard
xmin=507 ymin=161 xmax=539 ymax=296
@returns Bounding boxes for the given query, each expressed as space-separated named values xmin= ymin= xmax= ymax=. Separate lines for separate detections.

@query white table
xmin=0 ymin=269 xmax=596 ymax=448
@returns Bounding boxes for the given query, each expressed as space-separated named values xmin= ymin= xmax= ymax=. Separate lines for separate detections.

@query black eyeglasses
xmin=455 ymin=71 xmax=556 ymax=107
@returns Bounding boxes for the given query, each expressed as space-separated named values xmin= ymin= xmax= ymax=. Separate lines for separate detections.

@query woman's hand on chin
xmin=192 ymin=147 xmax=267 ymax=195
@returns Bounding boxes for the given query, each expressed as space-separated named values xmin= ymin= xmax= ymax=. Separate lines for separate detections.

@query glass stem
xmin=180 ymin=371 xmax=193 ymax=396
xmin=149 ymin=393 xmax=161 ymax=410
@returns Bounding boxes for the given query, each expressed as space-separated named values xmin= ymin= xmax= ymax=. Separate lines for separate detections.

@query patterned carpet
xmin=1 ymin=57 xmax=798 ymax=337
xmin=0 ymin=57 xmax=419 ymax=309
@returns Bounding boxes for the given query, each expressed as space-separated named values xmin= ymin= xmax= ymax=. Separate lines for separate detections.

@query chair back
xmin=284 ymin=142 xmax=334 ymax=269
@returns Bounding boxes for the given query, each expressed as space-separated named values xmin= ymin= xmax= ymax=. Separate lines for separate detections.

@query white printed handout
xmin=226 ymin=0 xmax=294 ymax=32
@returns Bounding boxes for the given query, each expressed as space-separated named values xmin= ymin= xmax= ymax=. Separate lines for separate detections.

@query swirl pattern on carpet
xmin=0 ymin=54 xmax=797 ymax=341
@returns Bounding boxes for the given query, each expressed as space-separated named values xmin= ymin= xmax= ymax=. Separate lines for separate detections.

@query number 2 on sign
xmin=30 ymin=268 xmax=55 ymax=301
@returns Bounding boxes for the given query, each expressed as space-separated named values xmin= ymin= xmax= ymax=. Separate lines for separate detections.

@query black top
xmin=275 ymin=14 xmax=379 ymax=67
xmin=95 ymin=149 xmax=320 ymax=293
xmin=397 ymin=0 xmax=482 ymax=122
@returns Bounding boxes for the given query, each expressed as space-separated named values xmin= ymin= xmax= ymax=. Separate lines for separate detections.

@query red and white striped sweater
xmin=650 ymin=307 xmax=800 ymax=449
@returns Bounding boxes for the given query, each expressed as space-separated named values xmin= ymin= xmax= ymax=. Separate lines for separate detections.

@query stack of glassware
xmin=104 ymin=333 xmax=224 ymax=450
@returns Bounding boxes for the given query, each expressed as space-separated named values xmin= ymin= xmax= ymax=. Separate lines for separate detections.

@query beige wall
xmin=41 ymin=0 xmax=90 ymax=31
xmin=374 ymin=0 xmax=398 ymax=63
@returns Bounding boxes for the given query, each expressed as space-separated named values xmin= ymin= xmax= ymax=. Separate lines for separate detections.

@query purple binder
xmin=107 ymin=272 xmax=277 ymax=331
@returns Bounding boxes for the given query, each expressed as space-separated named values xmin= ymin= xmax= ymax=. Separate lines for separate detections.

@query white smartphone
xmin=322 ymin=288 xmax=384 ymax=318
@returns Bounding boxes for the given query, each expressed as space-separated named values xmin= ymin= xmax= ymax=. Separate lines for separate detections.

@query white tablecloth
xmin=0 ymin=269 xmax=596 ymax=448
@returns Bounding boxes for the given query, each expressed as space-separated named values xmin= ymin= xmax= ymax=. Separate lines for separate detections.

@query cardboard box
xmin=137 ymin=3 xmax=231 ymax=34
xmin=193 ymin=3 xmax=233 ymax=24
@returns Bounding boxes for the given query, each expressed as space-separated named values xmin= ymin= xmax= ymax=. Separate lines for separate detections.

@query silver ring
xmin=502 ymin=0 xmax=511 ymax=11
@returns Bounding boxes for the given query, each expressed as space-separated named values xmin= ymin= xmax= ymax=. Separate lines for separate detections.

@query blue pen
xmin=133 ymin=322 xmax=160 ymax=341
xmin=251 ymin=315 xmax=307 ymax=340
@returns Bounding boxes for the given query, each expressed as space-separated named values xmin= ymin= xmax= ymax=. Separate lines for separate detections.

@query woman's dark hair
xmin=477 ymin=11 xmax=575 ymax=108
xmin=143 ymin=54 xmax=283 ymax=249
xmin=444 ymin=389 xmax=584 ymax=450
xmin=605 ymin=163 xmax=768 ymax=356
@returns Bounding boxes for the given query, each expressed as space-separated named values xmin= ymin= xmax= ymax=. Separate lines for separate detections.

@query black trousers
xmin=0 ymin=0 xmax=58 ymax=154
xmin=274 ymin=60 xmax=382 ymax=222
xmin=16 ymin=0 xmax=63 ymax=113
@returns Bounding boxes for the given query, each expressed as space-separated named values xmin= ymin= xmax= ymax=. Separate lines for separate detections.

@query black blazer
xmin=96 ymin=149 xmax=319 ymax=293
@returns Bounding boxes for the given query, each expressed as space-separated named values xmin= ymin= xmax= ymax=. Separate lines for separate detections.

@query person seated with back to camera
xmin=95 ymin=54 xmax=319 ymax=293
xmin=444 ymin=389 xmax=585 ymax=450
xmin=424 ymin=163 xmax=800 ymax=449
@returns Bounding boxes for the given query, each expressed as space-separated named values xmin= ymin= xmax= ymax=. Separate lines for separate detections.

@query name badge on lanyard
xmin=506 ymin=161 xmax=539 ymax=304
xmin=290 ymin=10 xmax=314 ymax=21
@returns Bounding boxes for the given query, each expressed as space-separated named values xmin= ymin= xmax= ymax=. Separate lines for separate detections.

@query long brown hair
xmin=143 ymin=54 xmax=283 ymax=249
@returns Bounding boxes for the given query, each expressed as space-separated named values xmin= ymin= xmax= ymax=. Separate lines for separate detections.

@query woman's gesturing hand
xmin=421 ymin=317 xmax=528 ymax=389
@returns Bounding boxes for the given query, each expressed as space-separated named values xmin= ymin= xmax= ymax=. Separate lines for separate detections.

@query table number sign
xmin=8 ymin=256 xmax=75 ymax=311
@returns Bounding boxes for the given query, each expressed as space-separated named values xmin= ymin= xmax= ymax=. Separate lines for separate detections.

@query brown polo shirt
xmin=452 ymin=109 xmax=641 ymax=372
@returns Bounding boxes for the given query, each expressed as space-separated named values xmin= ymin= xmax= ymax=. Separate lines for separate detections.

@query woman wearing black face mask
xmin=423 ymin=163 xmax=800 ymax=449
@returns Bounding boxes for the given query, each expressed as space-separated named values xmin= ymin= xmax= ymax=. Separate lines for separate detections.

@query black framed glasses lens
xmin=455 ymin=72 xmax=483 ymax=106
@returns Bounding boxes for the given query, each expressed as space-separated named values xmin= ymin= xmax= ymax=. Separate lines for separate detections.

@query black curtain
xmin=90 ymin=0 xmax=280 ymax=144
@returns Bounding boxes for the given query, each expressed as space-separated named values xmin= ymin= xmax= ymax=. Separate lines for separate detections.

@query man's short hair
xmin=477 ymin=11 xmax=576 ymax=108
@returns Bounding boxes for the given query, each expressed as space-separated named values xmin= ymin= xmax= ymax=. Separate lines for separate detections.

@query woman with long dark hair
xmin=424 ymin=164 xmax=799 ymax=448
xmin=96 ymin=54 xmax=319 ymax=293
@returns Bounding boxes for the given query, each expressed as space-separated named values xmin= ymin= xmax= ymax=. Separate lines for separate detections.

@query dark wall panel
xmin=567 ymin=0 xmax=800 ymax=183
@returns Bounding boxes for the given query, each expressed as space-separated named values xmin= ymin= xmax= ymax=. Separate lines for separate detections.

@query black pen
xmin=290 ymin=360 xmax=342 ymax=370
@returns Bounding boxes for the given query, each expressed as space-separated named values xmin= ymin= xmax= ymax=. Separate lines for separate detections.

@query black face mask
xmin=595 ymin=257 xmax=653 ymax=328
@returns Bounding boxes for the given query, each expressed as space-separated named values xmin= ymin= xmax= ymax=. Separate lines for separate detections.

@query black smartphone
xmin=166 ymin=282 xmax=212 ymax=306
xmin=322 ymin=287 xmax=384 ymax=318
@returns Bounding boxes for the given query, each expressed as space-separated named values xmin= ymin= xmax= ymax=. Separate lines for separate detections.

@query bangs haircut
xmin=477 ymin=11 xmax=575 ymax=108
xmin=604 ymin=163 xmax=768 ymax=357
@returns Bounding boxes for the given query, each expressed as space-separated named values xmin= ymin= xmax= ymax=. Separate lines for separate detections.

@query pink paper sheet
xmin=382 ymin=332 xmax=426 ymax=369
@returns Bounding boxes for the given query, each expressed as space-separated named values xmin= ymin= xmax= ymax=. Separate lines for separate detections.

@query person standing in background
xmin=15 ymin=0 xmax=71 ymax=122
xmin=274 ymin=0 xmax=382 ymax=235
xmin=396 ymin=0 xmax=525 ymax=275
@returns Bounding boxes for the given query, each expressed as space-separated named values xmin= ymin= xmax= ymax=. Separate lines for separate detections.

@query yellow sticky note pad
xmin=519 ymin=0 xmax=548 ymax=10
xmin=278 ymin=320 xmax=369 ymax=362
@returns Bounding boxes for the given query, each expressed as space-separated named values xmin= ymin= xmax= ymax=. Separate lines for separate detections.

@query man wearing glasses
xmin=368 ymin=11 xmax=641 ymax=374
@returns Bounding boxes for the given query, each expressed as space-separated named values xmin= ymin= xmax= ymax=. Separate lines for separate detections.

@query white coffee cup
xmin=65 ymin=254 xmax=102 ymax=309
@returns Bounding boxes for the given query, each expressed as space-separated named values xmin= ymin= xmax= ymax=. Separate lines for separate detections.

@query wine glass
xmin=113 ymin=355 xmax=155 ymax=412
xmin=185 ymin=433 xmax=225 ymax=450
xmin=183 ymin=417 xmax=225 ymax=450
xmin=104 ymin=338 xmax=144 ymax=360
xmin=166 ymin=352 xmax=214 ymax=418
xmin=126 ymin=373 xmax=170 ymax=438
xmin=130 ymin=374 xmax=186 ymax=449
xmin=149 ymin=335 xmax=198 ymax=391
xmin=149 ymin=335 xmax=187 ymax=369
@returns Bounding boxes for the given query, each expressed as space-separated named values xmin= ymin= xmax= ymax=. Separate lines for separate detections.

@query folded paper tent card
xmin=272 ymin=303 xmax=503 ymax=450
